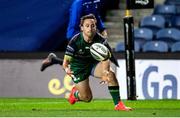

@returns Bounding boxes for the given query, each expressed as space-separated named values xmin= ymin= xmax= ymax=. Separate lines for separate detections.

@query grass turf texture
xmin=0 ymin=98 xmax=180 ymax=117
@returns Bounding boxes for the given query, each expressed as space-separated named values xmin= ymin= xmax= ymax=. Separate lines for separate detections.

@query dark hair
xmin=80 ymin=14 xmax=97 ymax=26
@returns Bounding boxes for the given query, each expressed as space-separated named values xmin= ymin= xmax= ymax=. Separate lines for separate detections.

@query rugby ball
xmin=90 ymin=43 xmax=110 ymax=61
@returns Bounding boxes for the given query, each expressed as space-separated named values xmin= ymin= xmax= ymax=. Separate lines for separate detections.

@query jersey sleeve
xmin=65 ymin=39 xmax=77 ymax=57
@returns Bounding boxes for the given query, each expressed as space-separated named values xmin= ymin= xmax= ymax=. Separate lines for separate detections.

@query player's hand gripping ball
xmin=90 ymin=43 xmax=111 ymax=61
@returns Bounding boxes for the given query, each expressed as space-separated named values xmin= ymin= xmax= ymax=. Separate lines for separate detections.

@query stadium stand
xmin=164 ymin=0 xmax=180 ymax=15
xmin=134 ymin=28 xmax=153 ymax=46
xmin=171 ymin=41 xmax=180 ymax=52
xmin=115 ymin=42 xmax=124 ymax=52
xmin=142 ymin=41 xmax=169 ymax=52
xmin=164 ymin=0 xmax=180 ymax=5
xmin=176 ymin=8 xmax=180 ymax=15
xmin=171 ymin=16 xmax=180 ymax=30
xmin=153 ymin=4 xmax=176 ymax=27
xmin=115 ymin=41 xmax=141 ymax=52
xmin=155 ymin=28 xmax=180 ymax=47
xmin=139 ymin=15 xmax=165 ymax=38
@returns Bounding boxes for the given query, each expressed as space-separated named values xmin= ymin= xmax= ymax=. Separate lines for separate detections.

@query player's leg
xmin=92 ymin=60 xmax=132 ymax=111
xmin=75 ymin=78 xmax=92 ymax=102
xmin=68 ymin=78 xmax=92 ymax=104
xmin=40 ymin=53 xmax=63 ymax=71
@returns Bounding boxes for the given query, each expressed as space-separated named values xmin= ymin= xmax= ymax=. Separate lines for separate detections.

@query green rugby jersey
xmin=65 ymin=32 xmax=105 ymax=76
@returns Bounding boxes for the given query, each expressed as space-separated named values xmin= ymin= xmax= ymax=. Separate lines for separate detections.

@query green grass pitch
xmin=0 ymin=98 xmax=180 ymax=117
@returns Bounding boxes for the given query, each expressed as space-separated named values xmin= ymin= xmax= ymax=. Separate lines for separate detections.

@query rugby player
xmin=62 ymin=14 xmax=132 ymax=111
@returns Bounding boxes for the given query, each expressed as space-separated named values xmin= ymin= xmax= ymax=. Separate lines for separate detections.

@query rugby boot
xmin=40 ymin=53 xmax=57 ymax=71
xmin=68 ymin=86 xmax=78 ymax=105
xmin=114 ymin=101 xmax=133 ymax=111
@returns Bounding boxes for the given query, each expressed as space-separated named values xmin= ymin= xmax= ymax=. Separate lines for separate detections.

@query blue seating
xmin=171 ymin=41 xmax=180 ymax=52
xmin=115 ymin=42 xmax=124 ymax=52
xmin=134 ymin=28 xmax=153 ymax=46
xmin=142 ymin=41 xmax=169 ymax=52
xmin=164 ymin=0 xmax=180 ymax=15
xmin=153 ymin=4 xmax=176 ymax=27
xmin=171 ymin=16 xmax=180 ymax=30
xmin=176 ymin=7 xmax=180 ymax=15
xmin=164 ymin=0 xmax=180 ymax=6
xmin=155 ymin=28 xmax=180 ymax=47
xmin=115 ymin=41 xmax=140 ymax=52
xmin=140 ymin=15 xmax=165 ymax=37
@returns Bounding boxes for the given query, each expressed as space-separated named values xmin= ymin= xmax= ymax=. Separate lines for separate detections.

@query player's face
xmin=81 ymin=19 xmax=97 ymax=39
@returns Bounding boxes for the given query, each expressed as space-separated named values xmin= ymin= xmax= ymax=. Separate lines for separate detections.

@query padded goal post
xmin=123 ymin=0 xmax=154 ymax=100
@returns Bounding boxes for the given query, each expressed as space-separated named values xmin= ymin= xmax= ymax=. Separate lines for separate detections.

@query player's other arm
xmin=63 ymin=36 xmax=77 ymax=75
xmin=63 ymin=55 xmax=73 ymax=75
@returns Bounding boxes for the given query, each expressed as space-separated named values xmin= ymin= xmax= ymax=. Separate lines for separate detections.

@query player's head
xmin=80 ymin=14 xmax=97 ymax=39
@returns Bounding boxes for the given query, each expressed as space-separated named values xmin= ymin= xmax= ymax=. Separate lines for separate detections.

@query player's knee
xmin=80 ymin=94 xmax=92 ymax=102
xmin=86 ymin=96 xmax=93 ymax=102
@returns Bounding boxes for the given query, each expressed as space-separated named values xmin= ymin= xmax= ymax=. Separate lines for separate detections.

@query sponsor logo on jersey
xmin=85 ymin=47 xmax=90 ymax=49
xmin=78 ymin=49 xmax=84 ymax=54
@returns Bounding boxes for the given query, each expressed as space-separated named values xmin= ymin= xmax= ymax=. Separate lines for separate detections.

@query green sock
xmin=74 ymin=91 xmax=79 ymax=99
xmin=108 ymin=86 xmax=120 ymax=105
